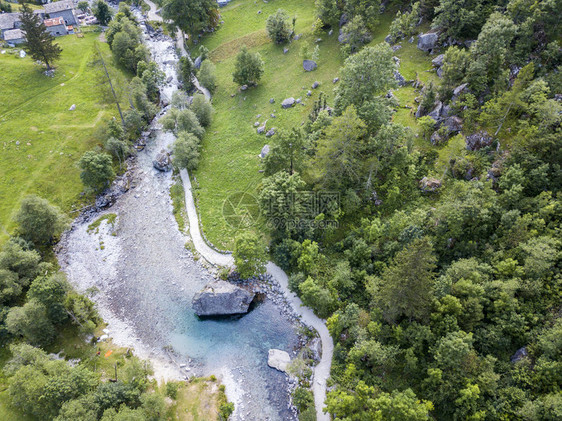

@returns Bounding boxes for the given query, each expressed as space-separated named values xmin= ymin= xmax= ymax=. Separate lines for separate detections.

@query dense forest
xmin=257 ymin=0 xmax=562 ymax=419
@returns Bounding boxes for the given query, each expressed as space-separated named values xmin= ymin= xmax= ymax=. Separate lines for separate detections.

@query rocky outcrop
xmin=268 ymin=349 xmax=291 ymax=372
xmin=428 ymin=101 xmax=443 ymax=121
xmin=511 ymin=347 xmax=528 ymax=363
xmin=303 ymin=60 xmax=317 ymax=72
xmin=417 ymin=32 xmax=438 ymax=51
xmin=192 ymin=280 xmax=255 ymax=316
xmin=153 ymin=150 xmax=172 ymax=171
xmin=466 ymin=130 xmax=493 ymax=151
xmin=420 ymin=176 xmax=442 ymax=192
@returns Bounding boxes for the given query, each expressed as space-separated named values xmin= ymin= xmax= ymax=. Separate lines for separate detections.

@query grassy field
xmin=193 ymin=0 xmax=437 ymax=249
xmin=0 ymin=31 xmax=130 ymax=245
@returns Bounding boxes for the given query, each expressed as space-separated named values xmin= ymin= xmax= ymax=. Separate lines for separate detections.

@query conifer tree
xmin=19 ymin=3 xmax=61 ymax=70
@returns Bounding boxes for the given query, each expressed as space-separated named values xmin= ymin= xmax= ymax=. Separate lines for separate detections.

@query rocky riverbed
xmin=57 ymin=11 xmax=306 ymax=421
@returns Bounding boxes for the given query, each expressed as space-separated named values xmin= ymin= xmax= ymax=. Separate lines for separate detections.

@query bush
xmin=165 ymin=382 xmax=179 ymax=399
xmin=178 ymin=56 xmax=195 ymax=92
xmin=266 ymin=9 xmax=292 ymax=44
xmin=6 ymin=300 xmax=56 ymax=346
xmin=14 ymin=195 xmax=68 ymax=247
xmin=292 ymin=387 xmax=314 ymax=412
xmin=233 ymin=232 xmax=267 ymax=279
xmin=173 ymin=132 xmax=201 ymax=170
xmin=198 ymin=60 xmax=216 ymax=93
xmin=232 ymin=46 xmax=264 ymax=87
xmin=190 ymin=94 xmax=213 ymax=127
xmin=78 ymin=151 xmax=115 ymax=193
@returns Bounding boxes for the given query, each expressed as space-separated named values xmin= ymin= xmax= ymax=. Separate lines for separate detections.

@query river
xmin=57 ymin=14 xmax=300 ymax=421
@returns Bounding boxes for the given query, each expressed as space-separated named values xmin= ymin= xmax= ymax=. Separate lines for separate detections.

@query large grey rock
xmin=443 ymin=116 xmax=463 ymax=134
xmin=260 ymin=144 xmax=270 ymax=158
xmin=417 ymin=33 xmax=438 ymax=51
xmin=257 ymin=123 xmax=266 ymax=134
xmin=303 ymin=60 xmax=317 ymax=72
xmin=268 ymin=349 xmax=291 ymax=372
xmin=428 ymin=101 xmax=443 ymax=121
xmin=192 ymin=281 xmax=255 ymax=316
xmin=432 ymin=54 xmax=445 ymax=67
xmin=153 ymin=150 xmax=172 ymax=171
xmin=265 ymin=128 xmax=276 ymax=137
xmin=452 ymin=83 xmax=468 ymax=99
xmin=281 ymin=97 xmax=295 ymax=108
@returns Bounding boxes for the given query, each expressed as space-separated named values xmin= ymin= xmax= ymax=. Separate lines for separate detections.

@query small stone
xmin=312 ymin=81 xmax=320 ymax=89
xmin=240 ymin=84 xmax=248 ymax=91
xmin=332 ymin=77 xmax=339 ymax=83
xmin=69 ymin=104 xmax=76 ymax=111
xmin=283 ymin=47 xmax=289 ymax=54
xmin=254 ymin=121 xmax=260 ymax=127
xmin=257 ymin=10 xmax=261 ymax=14
xmin=296 ymin=98 xmax=301 ymax=104
xmin=269 ymin=98 xmax=275 ymax=104
xmin=281 ymin=97 xmax=295 ymax=108
xmin=306 ymin=90 xmax=312 ymax=97
xmin=259 ymin=144 xmax=270 ymax=158
xmin=265 ymin=128 xmax=275 ymax=137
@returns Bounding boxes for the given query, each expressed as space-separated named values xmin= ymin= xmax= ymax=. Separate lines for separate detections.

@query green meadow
xmin=193 ymin=0 xmax=437 ymax=249
xmin=0 ymin=31 xmax=130 ymax=244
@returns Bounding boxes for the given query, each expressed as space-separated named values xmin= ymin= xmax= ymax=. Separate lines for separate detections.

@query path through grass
xmin=0 ymin=32 xmax=130 ymax=244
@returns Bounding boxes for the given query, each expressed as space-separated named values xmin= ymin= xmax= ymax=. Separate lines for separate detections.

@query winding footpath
xmin=180 ymin=171 xmax=333 ymax=421
xmin=142 ymin=2 xmax=332 ymax=417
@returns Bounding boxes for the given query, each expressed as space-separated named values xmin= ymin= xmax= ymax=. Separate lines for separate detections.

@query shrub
xmin=14 ymin=195 xmax=68 ymax=247
xmin=198 ymin=60 xmax=216 ymax=93
xmin=190 ymin=94 xmax=213 ymax=127
xmin=232 ymin=46 xmax=264 ymax=87
xmin=173 ymin=132 xmax=201 ymax=171
xmin=266 ymin=9 xmax=292 ymax=44
xmin=78 ymin=151 xmax=115 ymax=193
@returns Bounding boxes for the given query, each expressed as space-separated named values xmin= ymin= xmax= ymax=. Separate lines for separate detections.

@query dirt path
xmin=180 ymin=170 xmax=332 ymax=421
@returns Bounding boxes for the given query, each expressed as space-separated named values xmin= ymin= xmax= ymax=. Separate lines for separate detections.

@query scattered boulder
xmin=431 ymin=54 xmax=445 ymax=68
xmin=296 ymin=98 xmax=302 ymax=104
xmin=293 ymin=33 xmax=302 ymax=40
xmin=265 ymin=128 xmax=276 ymax=137
xmin=269 ymin=98 xmax=275 ymax=104
xmin=420 ymin=176 xmax=442 ymax=192
xmin=452 ymin=83 xmax=468 ymax=100
xmin=307 ymin=90 xmax=312 ymax=97
xmin=240 ymin=84 xmax=248 ymax=91
xmin=394 ymin=70 xmax=407 ymax=87
xmin=338 ymin=30 xmax=349 ymax=44
xmin=254 ymin=121 xmax=260 ymax=127
xmin=19 ymin=50 xmax=26 ymax=58
xmin=260 ymin=144 xmax=270 ymax=158
xmin=283 ymin=47 xmax=289 ymax=54
xmin=312 ymin=81 xmax=320 ymax=89
xmin=192 ymin=280 xmax=255 ymax=316
xmin=417 ymin=32 xmax=438 ymax=52
xmin=328 ymin=29 xmax=333 ymax=36
xmin=466 ymin=130 xmax=493 ymax=151
xmin=511 ymin=347 xmax=528 ymax=363
xmin=281 ymin=97 xmax=295 ymax=108
xmin=384 ymin=34 xmax=392 ymax=44
xmin=333 ymin=77 xmax=339 ymax=83
xmin=392 ymin=44 xmax=402 ymax=52
xmin=437 ymin=67 xmax=443 ymax=78
xmin=268 ymin=349 xmax=291 ymax=372
xmin=303 ymin=59 xmax=317 ymax=72
xmin=153 ymin=150 xmax=172 ymax=172
xmin=69 ymin=104 xmax=76 ymax=111
xmin=257 ymin=122 xmax=267 ymax=134
xmin=408 ymin=36 xmax=414 ymax=43
xmin=430 ymin=130 xmax=445 ymax=145
xmin=194 ymin=56 xmax=202 ymax=69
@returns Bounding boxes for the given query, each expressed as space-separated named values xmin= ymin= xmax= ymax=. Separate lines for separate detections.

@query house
xmin=44 ymin=16 xmax=68 ymax=36
xmin=0 ymin=10 xmax=45 ymax=40
xmin=0 ymin=13 xmax=21 ymax=38
xmin=3 ymin=28 xmax=24 ymax=44
xmin=44 ymin=0 xmax=76 ymax=26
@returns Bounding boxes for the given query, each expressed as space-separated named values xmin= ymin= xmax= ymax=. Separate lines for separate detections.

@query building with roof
xmin=44 ymin=16 xmax=67 ymax=36
xmin=44 ymin=0 xmax=76 ymax=26
xmin=3 ymin=28 xmax=24 ymax=44
xmin=0 ymin=13 xmax=21 ymax=37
